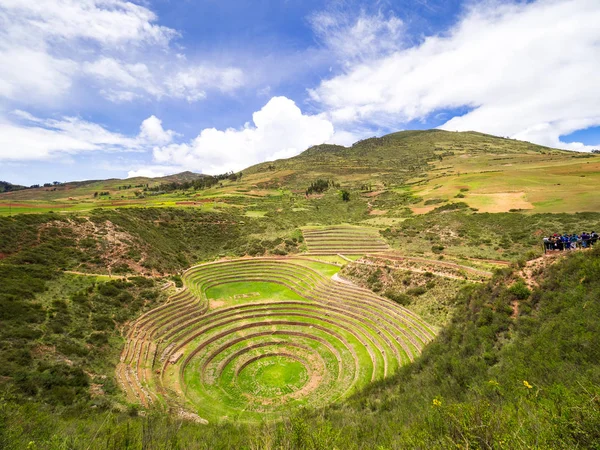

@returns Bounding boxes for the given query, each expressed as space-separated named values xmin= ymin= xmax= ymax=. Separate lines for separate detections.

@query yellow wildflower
xmin=432 ymin=398 xmax=442 ymax=407
xmin=523 ymin=380 xmax=533 ymax=389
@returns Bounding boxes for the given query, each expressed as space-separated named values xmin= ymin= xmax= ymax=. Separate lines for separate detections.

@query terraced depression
xmin=303 ymin=225 xmax=391 ymax=254
xmin=118 ymin=257 xmax=435 ymax=423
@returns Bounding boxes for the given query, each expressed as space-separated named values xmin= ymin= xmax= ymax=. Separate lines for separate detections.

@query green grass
xmin=237 ymin=355 xmax=308 ymax=396
xmin=205 ymin=281 xmax=305 ymax=306
xmin=244 ymin=210 xmax=268 ymax=218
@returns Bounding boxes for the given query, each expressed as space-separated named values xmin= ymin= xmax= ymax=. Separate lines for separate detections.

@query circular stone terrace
xmin=118 ymin=254 xmax=436 ymax=423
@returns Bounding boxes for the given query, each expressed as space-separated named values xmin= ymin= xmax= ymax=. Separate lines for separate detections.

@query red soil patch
xmin=192 ymin=197 xmax=221 ymax=203
xmin=411 ymin=205 xmax=436 ymax=214
xmin=0 ymin=202 xmax=73 ymax=208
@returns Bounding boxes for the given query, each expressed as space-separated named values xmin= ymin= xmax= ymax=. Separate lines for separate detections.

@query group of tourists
xmin=543 ymin=232 xmax=599 ymax=252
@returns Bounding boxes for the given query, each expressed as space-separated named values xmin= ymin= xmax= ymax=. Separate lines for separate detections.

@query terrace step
xmin=117 ymin=256 xmax=435 ymax=421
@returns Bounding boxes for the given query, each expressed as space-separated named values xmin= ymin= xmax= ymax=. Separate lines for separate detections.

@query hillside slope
xmin=2 ymin=244 xmax=599 ymax=449
xmin=1 ymin=130 xmax=599 ymax=215
xmin=241 ymin=129 xmax=600 ymax=213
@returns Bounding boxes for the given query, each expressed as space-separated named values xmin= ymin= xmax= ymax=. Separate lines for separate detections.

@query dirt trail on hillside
xmin=64 ymin=270 xmax=126 ymax=279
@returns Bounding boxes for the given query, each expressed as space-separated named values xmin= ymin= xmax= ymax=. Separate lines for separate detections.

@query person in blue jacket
xmin=581 ymin=232 xmax=590 ymax=248
xmin=570 ymin=233 xmax=579 ymax=249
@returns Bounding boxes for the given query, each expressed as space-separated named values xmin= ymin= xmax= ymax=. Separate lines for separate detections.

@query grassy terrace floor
xmin=118 ymin=257 xmax=435 ymax=423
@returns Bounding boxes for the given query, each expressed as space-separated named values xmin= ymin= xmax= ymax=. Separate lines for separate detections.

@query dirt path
xmin=353 ymin=258 xmax=484 ymax=282
xmin=336 ymin=254 xmax=354 ymax=263
xmin=331 ymin=272 xmax=356 ymax=286
xmin=372 ymin=253 xmax=493 ymax=276
xmin=64 ymin=270 xmax=127 ymax=279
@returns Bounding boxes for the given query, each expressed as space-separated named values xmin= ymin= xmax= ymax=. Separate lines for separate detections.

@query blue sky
xmin=0 ymin=0 xmax=599 ymax=185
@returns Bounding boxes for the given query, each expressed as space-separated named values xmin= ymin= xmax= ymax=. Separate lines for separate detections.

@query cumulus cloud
xmin=310 ymin=0 xmax=600 ymax=150
xmin=0 ymin=111 xmax=177 ymax=161
xmin=146 ymin=96 xmax=336 ymax=174
xmin=0 ymin=0 xmax=245 ymax=104
xmin=0 ymin=98 xmax=351 ymax=180
xmin=139 ymin=115 xmax=177 ymax=145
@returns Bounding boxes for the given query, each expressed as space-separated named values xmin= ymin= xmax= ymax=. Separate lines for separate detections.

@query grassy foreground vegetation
xmin=2 ymin=247 xmax=599 ymax=448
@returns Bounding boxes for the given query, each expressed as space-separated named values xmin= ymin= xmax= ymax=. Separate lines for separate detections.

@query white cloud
xmin=99 ymin=89 xmax=141 ymax=103
xmin=127 ymin=166 xmax=180 ymax=179
xmin=148 ymin=96 xmax=336 ymax=174
xmin=0 ymin=0 xmax=245 ymax=104
xmin=310 ymin=0 xmax=600 ymax=150
xmin=0 ymin=114 xmax=138 ymax=161
xmin=0 ymin=111 xmax=177 ymax=161
xmin=83 ymin=58 xmax=156 ymax=92
xmin=0 ymin=48 xmax=77 ymax=101
xmin=139 ymin=115 xmax=176 ymax=145
xmin=309 ymin=9 xmax=404 ymax=64
xmin=0 ymin=0 xmax=177 ymax=46
xmin=82 ymin=57 xmax=245 ymax=102
xmin=164 ymin=66 xmax=245 ymax=102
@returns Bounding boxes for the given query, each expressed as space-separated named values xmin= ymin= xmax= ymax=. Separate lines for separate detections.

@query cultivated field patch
xmin=302 ymin=225 xmax=391 ymax=255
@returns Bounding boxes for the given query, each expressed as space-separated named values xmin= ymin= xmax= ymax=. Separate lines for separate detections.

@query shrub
xmin=87 ymin=332 xmax=109 ymax=346
xmin=171 ymin=275 xmax=183 ymax=288
xmin=508 ymin=280 xmax=531 ymax=300
xmin=140 ymin=289 xmax=158 ymax=300
xmin=385 ymin=290 xmax=411 ymax=305
xmin=406 ymin=286 xmax=427 ymax=296
xmin=424 ymin=198 xmax=445 ymax=205
xmin=97 ymin=283 xmax=121 ymax=297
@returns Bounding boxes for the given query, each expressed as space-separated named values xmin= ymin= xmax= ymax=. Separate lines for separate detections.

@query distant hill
xmin=0 ymin=181 xmax=28 ymax=193
xmin=2 ymin=130 xmax=600 ymax=214
xmin=240 ymin=129 xmax=600 ymax=213
xmin=159 ymin=171 xmax=207 ymax=183
xmin=0 ymin=171 xmax=205 ymax=202
xmin=245 ymin=129 xmax=560 ymax=184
